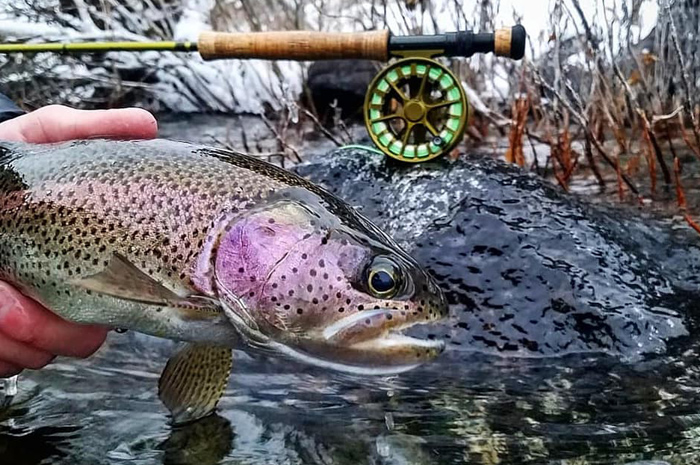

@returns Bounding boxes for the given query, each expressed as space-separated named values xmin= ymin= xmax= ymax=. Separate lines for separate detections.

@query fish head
xmin=204 ymin=188 xmax=447 ymax=374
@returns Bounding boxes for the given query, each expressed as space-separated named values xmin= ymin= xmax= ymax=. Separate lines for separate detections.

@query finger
xmin=0 ymin=105 xmax=158 ymax=143
xmin=0 ymin=332 xmax=54 ymax=370
xmin=0 ymin=283 xmax=108 ymax=358
xmin=0 ymin=361 xmax=21 ymax=378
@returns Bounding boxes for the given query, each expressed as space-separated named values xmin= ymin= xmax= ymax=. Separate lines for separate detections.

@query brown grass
xmin=505 ymin=97 xmax=529 ymax=167
xmin=494 ymin=0 xmax=700 ymax=232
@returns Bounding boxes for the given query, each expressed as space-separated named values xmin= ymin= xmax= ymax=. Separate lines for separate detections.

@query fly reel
xmin=364 ymin=57 xmax=468 ymax=163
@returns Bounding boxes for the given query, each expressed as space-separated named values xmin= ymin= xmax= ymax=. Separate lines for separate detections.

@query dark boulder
xmin=293 ymin=147 xmax=700 ymax=359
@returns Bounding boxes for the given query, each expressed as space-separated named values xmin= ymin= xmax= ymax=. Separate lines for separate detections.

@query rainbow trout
xmin=0 ymin=139 xmax=446 ymax=423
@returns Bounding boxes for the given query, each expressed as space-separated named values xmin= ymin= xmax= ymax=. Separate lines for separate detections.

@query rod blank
xmin=0 ymin=41 xmax=197 ymax=53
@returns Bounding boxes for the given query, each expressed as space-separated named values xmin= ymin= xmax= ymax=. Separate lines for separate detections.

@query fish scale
xmin=0 ymin=138 xmax=447 ymax=424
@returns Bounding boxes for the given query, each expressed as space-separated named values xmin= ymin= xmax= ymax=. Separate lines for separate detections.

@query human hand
xmin=0 ymin=105 xmax=158 ymax=377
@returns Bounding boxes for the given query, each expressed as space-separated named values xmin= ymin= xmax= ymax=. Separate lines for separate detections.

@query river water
xmin=2 ymin=114 xmax=699 ymax=465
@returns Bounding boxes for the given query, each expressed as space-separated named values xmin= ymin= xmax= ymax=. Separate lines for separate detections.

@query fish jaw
xmin=218 ymin=296 xmax=445 ymax=375
xmin=264 ymin=332 xmax=445 ymax=376
xmin=292 ymin=317 xmax=447 ymax=373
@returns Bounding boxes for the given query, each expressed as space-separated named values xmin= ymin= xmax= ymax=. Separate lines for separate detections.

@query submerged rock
xmin=294 ymin=147 xmax=700 ymax=359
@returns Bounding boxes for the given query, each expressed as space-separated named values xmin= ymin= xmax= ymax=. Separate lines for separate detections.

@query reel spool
xmin=364 ymin=57 xmax=468 ymax=163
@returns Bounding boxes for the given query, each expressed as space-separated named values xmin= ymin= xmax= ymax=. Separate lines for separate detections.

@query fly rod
xmin=0 ymin=25 xmax=527 ymax=162
xmin=0 ymin=26 xmax=525 ymax=61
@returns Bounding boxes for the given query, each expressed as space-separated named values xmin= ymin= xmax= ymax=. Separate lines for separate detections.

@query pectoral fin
xmin=158 ymin=344 xmax=233 ymax=425
xmin=71 ymin=253 xmax=181 ymax=305
xmin=71 ymin=253 xmax=222 ymax=320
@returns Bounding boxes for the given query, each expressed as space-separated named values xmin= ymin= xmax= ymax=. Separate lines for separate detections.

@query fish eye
xmin=367 ymin=257 xmax=401 ymax=298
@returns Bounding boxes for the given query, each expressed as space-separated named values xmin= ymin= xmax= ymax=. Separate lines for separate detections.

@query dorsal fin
xmin=0 ymin=152 xmax=28 ymax=194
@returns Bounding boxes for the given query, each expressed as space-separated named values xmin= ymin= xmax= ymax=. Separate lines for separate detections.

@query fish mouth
xmin=222 ymin=304 xmax=445 ymax=375
xmin=277 ymin=320 xmax=446 ymax=376
xmin=330 ymin=309 xmax=445 ymax=358
xmin=279 ymin=329 xmax=446 ymax=376
xmin=301 ymin=308 xmax=446 ymax=374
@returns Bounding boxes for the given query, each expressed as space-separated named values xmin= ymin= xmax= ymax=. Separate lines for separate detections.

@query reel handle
xmin=198 ymin=30 xmax=389 ymax=61
xmin=389 ymin=24 xmax=527 ymax=60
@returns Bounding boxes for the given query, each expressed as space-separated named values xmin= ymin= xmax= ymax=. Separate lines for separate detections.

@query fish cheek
xmin=255 ymin=236 xmax=328 ymax=330
xmin=268 ymin=239 xmax=378 ymax=331
xmin=212 ymin=214 xmax=307 ymax=330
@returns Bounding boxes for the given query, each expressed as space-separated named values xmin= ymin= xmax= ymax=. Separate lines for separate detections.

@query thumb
xmin=0 ymin=105 xmax=158 ymax=143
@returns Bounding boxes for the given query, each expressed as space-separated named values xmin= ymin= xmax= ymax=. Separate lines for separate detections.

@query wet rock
xmin=293 ymin=147 xmax=700 ymax=359
xmin=305 ymin=60 xmax=380 ymax=123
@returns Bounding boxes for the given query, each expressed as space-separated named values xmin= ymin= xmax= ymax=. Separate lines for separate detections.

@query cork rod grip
xmin=198 ymin=30 xmax=390 ymax=61
xmin=493 ymin=24 xmax=526 ymax=60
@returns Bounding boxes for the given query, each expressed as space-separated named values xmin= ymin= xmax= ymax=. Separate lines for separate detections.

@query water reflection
xmin=160 ymin=414 xmax=233 ymax=465
xmin=0 ymin=424 xmax=79 ymax=465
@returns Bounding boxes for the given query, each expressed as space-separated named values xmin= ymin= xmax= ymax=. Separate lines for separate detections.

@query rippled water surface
xmin=6 ymin=332 xmax=700 ymax=465
xmin=3 ymin=115 xmax=700 ymax=465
